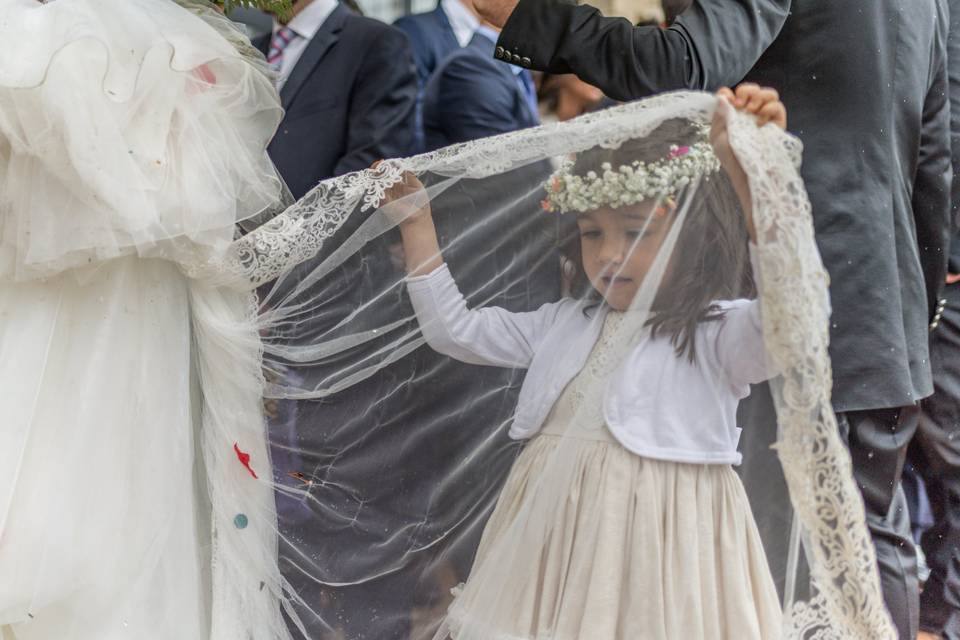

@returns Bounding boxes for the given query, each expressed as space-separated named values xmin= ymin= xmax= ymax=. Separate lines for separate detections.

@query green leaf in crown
xmin=217 ymin=0 xmax=293 ymax=20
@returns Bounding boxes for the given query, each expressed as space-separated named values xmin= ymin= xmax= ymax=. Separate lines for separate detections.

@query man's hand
xmin=473 ymin=0 xmax=520 ymax=29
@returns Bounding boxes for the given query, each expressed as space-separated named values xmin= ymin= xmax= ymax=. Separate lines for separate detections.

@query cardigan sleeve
xmin=710 ymin=298 xmax=769 ymax=391
xmin=406 ymin=264 xmax=566 ymax=368
xmin=709 ymin=246 xmax=770 ymax=389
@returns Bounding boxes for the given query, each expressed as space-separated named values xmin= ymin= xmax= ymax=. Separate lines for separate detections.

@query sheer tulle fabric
xmin=236 ymin=93 xmax=896 ymax=638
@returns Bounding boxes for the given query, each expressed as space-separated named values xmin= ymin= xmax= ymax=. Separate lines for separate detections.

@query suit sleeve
xmin=913 ymin=0 xmax=953 ymax=325
xmin=495 ymin=0 xmax=791 ymax=101
xmin=334 ymin=27 xmax=418 ymax=176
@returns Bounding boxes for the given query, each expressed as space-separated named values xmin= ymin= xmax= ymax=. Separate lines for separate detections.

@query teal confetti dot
xmin=234 ymin=513 xmax=249 ymax=529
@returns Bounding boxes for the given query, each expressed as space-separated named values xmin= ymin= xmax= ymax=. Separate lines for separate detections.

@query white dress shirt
xmin=406 ymin=255 xmax=773 ymax=466
xmin=272 ymin=0 xmax=338 ymax=91
xmin=441 ymin=0 xmax=480 ymax=47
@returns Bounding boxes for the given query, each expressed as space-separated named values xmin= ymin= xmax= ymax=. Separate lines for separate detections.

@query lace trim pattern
xmin=727 ymin=112 xmax=895 ymax=638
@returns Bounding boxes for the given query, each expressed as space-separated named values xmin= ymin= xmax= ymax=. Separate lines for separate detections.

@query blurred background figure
xmin=591 ymin=0 xmax=663 ymax=25
xmin=422 ymin=23 xmax=539 ymax=150
xmin=254 ymin=0 xmax=417 ymax=197
xmin=394 ymin=0 xmax=481 ymax=151
xmin=228 ymin=5 xmax=273 ymax=37
xmin=537 ymin=73 xmax=604 ymax=123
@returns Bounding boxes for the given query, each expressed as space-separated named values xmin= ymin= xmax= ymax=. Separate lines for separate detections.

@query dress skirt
xmin=444 ymin=419 xmax=783 ymax=640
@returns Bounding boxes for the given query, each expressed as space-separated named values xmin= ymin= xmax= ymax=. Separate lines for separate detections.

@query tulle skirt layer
xmin=444 ymin=430 xmax=783 ymax=640
xmin=0 ymin=0 xmax=285 ymax=281
xmin=0 ymin=257 xmax=210 ymax=639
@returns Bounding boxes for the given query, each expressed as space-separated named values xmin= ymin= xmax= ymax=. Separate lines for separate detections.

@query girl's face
xmin=576 ymin=202 xmax=673 ymax=311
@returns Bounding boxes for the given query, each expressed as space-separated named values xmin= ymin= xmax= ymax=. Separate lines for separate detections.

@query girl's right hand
xmin=372 ymin=161 xmax=444 ymax=276
xmin=373 ymin=161 xmax=432 ymax=227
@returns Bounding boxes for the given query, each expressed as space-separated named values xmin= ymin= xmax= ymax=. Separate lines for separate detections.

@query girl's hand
xmin=373 ymin=161 xmax=432 ymax=227
xmin=372 ymin=161 xmax=443 ymax=276
xmin=718 ymin=84 xmax=786 ymax=128
xmin=711 ymin=84 xmax=787 ymax=171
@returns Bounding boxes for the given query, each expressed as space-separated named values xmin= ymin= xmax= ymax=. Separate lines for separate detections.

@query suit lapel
xmin=280 ymin=4 xmax=347 ymax=109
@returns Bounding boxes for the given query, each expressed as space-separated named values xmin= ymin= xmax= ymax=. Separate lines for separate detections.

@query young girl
xmin=392 ymin=86 xmax=788 ymax=640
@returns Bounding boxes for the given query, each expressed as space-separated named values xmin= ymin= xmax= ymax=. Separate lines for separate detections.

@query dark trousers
xmin=738 ymin=390 xmax=921 ymax=639
xmin=911 ymin=283 xmax=960 ymax=638
xmin=839 ymin=407 xmax=921 ymax=639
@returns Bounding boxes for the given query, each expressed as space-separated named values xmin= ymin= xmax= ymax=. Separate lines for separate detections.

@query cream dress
xmin=444 ymin=311 xmax=782 ymax=640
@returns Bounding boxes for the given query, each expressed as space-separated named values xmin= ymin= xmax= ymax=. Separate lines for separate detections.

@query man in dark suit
xmin=394 ymin=0 xmax=480 ymax=89
xmin=254 ymin=0 xmax=417 ymax=199
xmin=461 ymin=0 xmax=953 ymax=637
xmin=422 ymin=24 xmax=540 ymax=150
xmin=394 ymin=0 xmax=481 ymax=151
xmin=911 ymin=2 xmax=960 ymax=638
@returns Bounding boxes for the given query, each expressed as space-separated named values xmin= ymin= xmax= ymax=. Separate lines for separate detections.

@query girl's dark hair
xmin=557 ymin=119 xmax=753 ymax=361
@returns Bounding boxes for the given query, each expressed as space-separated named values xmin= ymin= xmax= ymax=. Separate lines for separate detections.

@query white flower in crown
xmin=540 ymin=136 xmax=722 ymax=214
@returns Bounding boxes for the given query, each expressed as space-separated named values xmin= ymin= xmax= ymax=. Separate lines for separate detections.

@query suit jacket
xmin=947 ymin=0 xmax=960 ymax=275
xmin=422 ymin=32 xmax=539 ymax=151
xmin=495 ymin=0 xmax=953 ymax=412
xmin=394 ymin=6 xmax=463 ymax=153
xmin=254 ymin=4 xmax=417 ymax=199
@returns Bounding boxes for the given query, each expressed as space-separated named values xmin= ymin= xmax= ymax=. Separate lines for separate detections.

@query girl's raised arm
xmin=381 ymin=168 xmax=566 ymax=369
xmin=710 ymin=85 xmax=788 ymax=243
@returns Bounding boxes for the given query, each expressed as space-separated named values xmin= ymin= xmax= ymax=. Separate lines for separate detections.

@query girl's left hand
xmin=710 ymin=84 xmax=786 ymax=243
xmin=718 ymin=84 xmax=786 ymax=129
xmin=711 ymin=84 xmax=787 ymax=167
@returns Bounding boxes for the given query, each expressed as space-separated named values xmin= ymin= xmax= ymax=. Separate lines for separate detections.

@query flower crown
xmin=540 ymin=126 xmax=721 ymax=214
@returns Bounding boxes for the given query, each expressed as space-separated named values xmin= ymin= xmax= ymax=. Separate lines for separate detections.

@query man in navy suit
xmin=394 ymin=0 xmax=481 ymax=152
xmin=255 ymin=0 xmax=417 ymax=199
xmin=422 ymin=23 xmax=539 ymax=150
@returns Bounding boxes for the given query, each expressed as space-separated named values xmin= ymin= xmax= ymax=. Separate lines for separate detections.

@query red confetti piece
xmin=194 ymin=63 xmax=217 ymax=85
xmin=288 ymin=471 xmax=312 ymax=485
xmin=233 ymin=442 xmax=259 ymax=479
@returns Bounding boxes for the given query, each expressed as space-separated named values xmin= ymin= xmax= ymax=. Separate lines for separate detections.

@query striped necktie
xmin=267 ymin=26 xmax=298 ymax=74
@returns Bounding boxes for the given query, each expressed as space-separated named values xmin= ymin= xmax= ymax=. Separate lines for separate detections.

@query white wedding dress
xmin=0 ymin=1 xmax=294 ymax=638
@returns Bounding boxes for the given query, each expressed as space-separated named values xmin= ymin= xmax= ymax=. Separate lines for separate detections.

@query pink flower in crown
xmin=550 ymin=176 xmax=562 ymax=192
xmin=669 ymin=145 xmax=691 ymax=159
xmin=540 ymin=198 xmax=554 ymax=212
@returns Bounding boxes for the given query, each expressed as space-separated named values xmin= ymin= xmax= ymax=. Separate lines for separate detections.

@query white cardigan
xmin=406 ymin=264 xmax=771 ymax=465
